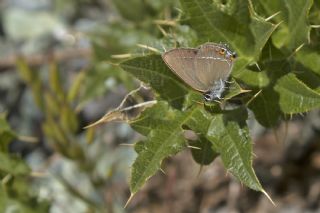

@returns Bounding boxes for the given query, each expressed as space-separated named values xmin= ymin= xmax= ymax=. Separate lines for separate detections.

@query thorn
xmin=282 ymin=121 xmax=288 ymax=144
xmin=159 ymin=168 xmax=166 ymax=175
xmin=137 ymin=44 xmax=161 ymax=54
xmin=273 ymin=21 xmax=283 ymax=30
xmin=272 ymin=128 xmax=280 ymax=144
xmin=119 ymin=143 xmax=134 ymax=147
xmin=254 ymin=62 xmax=261 ymax=71
xmin=240 ymin=89 xmax=252 ymax=93
xmin=124 ymin=194 xmax=134 ymax=208
xmin=30 ymin=172 xmax=48 ymax=177
xmin=225 ymin=169 xmax=231 ymax=177
xmin=262 ymin=189 xmax=276 ymax=206
xmin=197 ymin=165 xmax=203 ymax=177
xmin=156 ymin=24 xmax=167 ymax=37
xmin=111 ymin=53 xmax=133 ymax=59
xmin=288 ymin=43 xmax=305 ymax=59
xmin=294 ymin=43 xmax=305 ymax=53
xmin=83 ymin=119 xmax=103 ymax=129
xmin=173 ymin=7 xmax=183 ymax=15
xmin=1 ymin=174 xmax=12 ymax=184
xmin=246 ymin=90 xmax=262 ymax=106
xmin=153 ymin=19 xmax=176 ymax=26
xmin=187 ymin=145 xmax=201 ymax=150
xmin=265 ymin=11 xmax=281 ymax=22
xmin=310 ymin=25 xmax=320 ymax=28
xmin=17 ymin=135 xmax=39 ymax=143
xmin=213 ymin=99 xmax=222 ymax=104
xmin=119 ymin=101 xmax=157 ymax=113
xmin=248 ymin=0 xmax=257 ymax=17
xmin=252 ymin=152 xmax=257 ymax=158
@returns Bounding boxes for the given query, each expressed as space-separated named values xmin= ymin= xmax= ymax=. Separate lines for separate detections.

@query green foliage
xmin=275 ymin=73 xmax=320 ymax=113
xmin=254 ymin=0 xmax=313 ymax=51
xmin=121 ymin=55 xmax=190 ymax=109
xmin=189 ymin=136 xmax=219 ymax=166
xmin=118 ymin=0 xmax=320 ymax=202
xmin=180 ymin=0 xmax=277 ymax=61
xmin=0 ymin=113 xmax=16 ymax=152
xmin=16 ymin=60 xmax=85 ymax=160
xmin=0 ymin=115 xmax=49 ymax=212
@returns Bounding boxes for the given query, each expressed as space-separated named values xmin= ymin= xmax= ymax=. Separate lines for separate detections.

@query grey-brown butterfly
xmin=162 ymin=43 xmax=237 ymax=101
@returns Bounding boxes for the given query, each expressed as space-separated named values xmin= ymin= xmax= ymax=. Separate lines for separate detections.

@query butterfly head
xmin=217 ymin=44 xmax=237 ymax=61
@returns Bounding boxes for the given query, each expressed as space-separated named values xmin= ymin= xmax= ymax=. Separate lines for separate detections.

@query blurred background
xmin=0 ymin=0 xmax=320 ymax=212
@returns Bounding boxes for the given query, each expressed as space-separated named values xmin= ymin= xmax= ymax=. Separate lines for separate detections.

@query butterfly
xmin=162 ymin=43 xmax=237 ymax=101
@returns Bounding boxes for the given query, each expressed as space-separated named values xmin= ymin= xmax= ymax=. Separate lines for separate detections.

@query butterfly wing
xmin=194 ymin=43 xmax=234 ymax=91
xmin=162 ymin=48 xmax=208 ymax=92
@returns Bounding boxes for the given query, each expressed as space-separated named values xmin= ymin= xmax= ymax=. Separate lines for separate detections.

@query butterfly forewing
xmin=162 ymin=48 xmax=208 ymax=92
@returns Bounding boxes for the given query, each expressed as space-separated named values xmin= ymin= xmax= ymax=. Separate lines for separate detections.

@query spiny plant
xmin=94 ymin=0 xmax=320 ymax=205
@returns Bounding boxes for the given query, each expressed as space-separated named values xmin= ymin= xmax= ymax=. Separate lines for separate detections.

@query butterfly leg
xmin=204 ymin=79 xmax=226 ymax=102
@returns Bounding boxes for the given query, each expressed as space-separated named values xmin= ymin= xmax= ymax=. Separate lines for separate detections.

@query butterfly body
xmin=162 ymin=43 xmax=236 ymax=101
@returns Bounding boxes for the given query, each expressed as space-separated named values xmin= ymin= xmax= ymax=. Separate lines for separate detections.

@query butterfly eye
xmin=231 ymin=52 xmax=237 ymax=60
xmin=219 ymin=48 xmax=226 ymax=55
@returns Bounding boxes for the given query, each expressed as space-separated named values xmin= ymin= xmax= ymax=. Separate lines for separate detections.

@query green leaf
xmin=134 ymin=141 xmax=146 ymax=154
xmin=130 ymin=101 xmax=174 ymax=136
xmin=274 ymin=73 xmax=320 ymax=113
xmin=180 ymin=0 xmax=277 ymax=60
xmin=129 ymin=101 xmax=195 ymax=194
xmin=233 ymin=59 xmax=270 ymax=88
xmin=189 ymin=135 xmax=218 ymax=165
xmin=256 ymin=0 xmax=313 ymax=50
xmin=0 ymin=152 xmax=31 ymax=176
xmin=248 ymin=88 xmax=281 ymax=127
xmin=120 ymin=55 xmax=190 ymax=109
xmin=295 ymin=47 xmax=320 ymax=76
xmin=0 ymin=184 xmax=50 ymax=213
xmin=295 ymin=68 xmax=320 ymax=93
xmin=16 ymin=59 xmax=44 ymax=110
xmin=0 ymin=114 xmax=16 ymax=152
xmin=206 ymin=108 xmax=264 ymax=191
xmin=185 ymin=106 xmax=267 ymax=193
xmin=223 ymin=79 xmax=251 ymax=100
